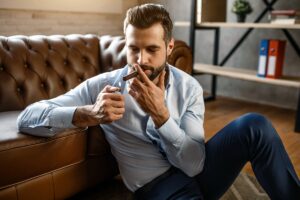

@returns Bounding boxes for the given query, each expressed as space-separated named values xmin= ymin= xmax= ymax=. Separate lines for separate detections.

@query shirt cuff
xmin=49 ymin=107 xmax=77 ymax=128
xmin=156 ymin=117 xmax=184 ymax=147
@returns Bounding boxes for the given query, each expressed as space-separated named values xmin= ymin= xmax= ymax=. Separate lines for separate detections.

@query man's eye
xmin=129 ymin=47 xmax=139 ymax=52
xmin=148 ymin=48 xmax=158 ymax=53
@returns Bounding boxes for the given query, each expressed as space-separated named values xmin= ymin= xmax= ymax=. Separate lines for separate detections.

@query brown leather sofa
xmin=0 ymin=34 xmax=192 ymax=199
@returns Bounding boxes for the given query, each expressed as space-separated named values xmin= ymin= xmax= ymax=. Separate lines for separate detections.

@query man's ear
xmin=167 ymin=38 xmax=175 ymax=56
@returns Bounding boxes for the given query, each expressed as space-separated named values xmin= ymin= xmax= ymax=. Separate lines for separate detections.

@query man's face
xmin=125 ymin=23 xmax=174 ymax=83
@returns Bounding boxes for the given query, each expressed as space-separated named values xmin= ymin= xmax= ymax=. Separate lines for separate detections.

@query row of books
xmin=269 ymin=9 xmax=300 ymax=24
xmin=257 ymin=39 xmax=286 ymax=79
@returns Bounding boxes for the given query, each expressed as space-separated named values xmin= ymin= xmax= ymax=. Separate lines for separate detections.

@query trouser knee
xmin=236 ymin=112 xmax=279 ymax=142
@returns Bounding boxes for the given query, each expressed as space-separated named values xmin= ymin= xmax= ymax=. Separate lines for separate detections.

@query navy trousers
xmin=134 ymin=113 xmax=300 ymax=200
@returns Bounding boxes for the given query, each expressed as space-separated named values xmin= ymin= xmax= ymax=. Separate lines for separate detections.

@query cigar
xmin=122 ymin=71 xmax=138 ymax=81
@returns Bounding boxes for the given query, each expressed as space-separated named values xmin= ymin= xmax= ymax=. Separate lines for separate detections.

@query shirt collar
xmin=165 ymin=63 xmax=172 ymax=90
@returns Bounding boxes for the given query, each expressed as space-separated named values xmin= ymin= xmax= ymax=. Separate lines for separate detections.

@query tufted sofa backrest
xmin=99 ymin=35 xmax=127 ymax=72
xmin=0 ymin=34 xmax=192 ymax=112
xmin=0 ymin=34 xmax=100 ymax=112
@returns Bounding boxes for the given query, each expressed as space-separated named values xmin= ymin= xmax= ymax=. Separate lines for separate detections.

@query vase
xmin=237 ymin=14 xmax=246 ymax=23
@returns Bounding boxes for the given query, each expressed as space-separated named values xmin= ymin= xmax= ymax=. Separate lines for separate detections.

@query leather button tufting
xmin=17 ymin=88 xmax=21 ymax=92
xmin=24 ymin=63 xmax=28 ymax=68
xmin=45 ymin=61 xmax=50 ymax=67
xmin=0 ymin=67 xmax=3 ymax=71
xmin=41 ymin=83 xmax=45 ymax=88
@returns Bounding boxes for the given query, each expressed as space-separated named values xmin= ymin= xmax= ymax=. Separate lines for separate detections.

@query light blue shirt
xmin=17 ymin=64 xmax=205 ymax=192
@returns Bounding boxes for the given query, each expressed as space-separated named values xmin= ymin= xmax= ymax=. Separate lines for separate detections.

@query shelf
xmin=187 ymin=0 xmax=300 ymax=132
xmin=175 ymin=21 xmax=300 ymax=29
xmin=193 ymin=63 xmax=300 ymax=88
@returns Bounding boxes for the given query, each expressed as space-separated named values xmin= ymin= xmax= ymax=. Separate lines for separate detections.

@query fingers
xmin=97 ymin=85 xmax=125 ymax=104
xmin=96 ymin=91 xmax=124 ymax=104
xmin=92 ymin=101 xmax=124 ymax=116
xmin=158 ymin=69 xmax=166 ymax=90
xmin=102 ymin=85 xmax=121 ymax=93
xmin=129 ymin=77 xmax=146 ymax=98
xmin=92 ymin=96 xmax=125 ymax=124
xmin=95 ymin=92 xmax=125 ymax=109
xmin=134 ymin=64 xmax=152 ymax=85
xmin=109 ymin=98 xmax=125 ymax=109
xmin=105 ymin=93 xmax=124 ymax=101
xmin=92 ymin=85 xmax=125 ymax=124
xmin=128 ymin=87 xmax=139 ymax=99
xmin=93 ymin=105 xmax=124 ymax=124
xmin=129 ymin=68 xmax=166 ymax=95
xmin=97 ymin=85 xmax=122 ymax=101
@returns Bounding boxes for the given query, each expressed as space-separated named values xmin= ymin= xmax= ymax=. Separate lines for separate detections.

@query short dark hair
xmin=123 ymin=4 xmax=173 ymax=43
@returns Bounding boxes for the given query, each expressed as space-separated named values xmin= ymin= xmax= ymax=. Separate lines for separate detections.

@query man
xmin=18 ymin=3 xmax=300 ymax=200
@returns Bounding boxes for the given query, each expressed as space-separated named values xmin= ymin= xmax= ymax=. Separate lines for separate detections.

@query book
xmin=266 ymin=40 xmax=286 ymax=79
xmin=257 ymin=39 xmax=269 ymax=77
xmin=271 ymin=18 xmax=300 ymax=24
xmin=270 ymin=9 xmax=300 ymax=16
xmin=269 ymin=9 xmax=300 ymax=24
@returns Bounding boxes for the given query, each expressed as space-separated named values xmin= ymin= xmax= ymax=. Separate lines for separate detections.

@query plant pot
xmin=237 ymin=14 xmax=246 ymax=23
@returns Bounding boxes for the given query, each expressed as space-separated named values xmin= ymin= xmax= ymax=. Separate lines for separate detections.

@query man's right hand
xmin=72 ymin=85 xmax=125 ymax=128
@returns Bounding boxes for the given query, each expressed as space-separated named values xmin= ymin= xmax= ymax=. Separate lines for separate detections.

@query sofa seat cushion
xmin=0 ymin=111 xmax=87 ymax=189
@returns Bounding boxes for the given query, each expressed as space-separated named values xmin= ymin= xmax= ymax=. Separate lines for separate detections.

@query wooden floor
xmin=204 ymin=96 xmax=300 ymax=178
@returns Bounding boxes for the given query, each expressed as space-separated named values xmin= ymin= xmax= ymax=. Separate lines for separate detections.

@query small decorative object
xmin=231 ymin=0 xmax=253 ymax=22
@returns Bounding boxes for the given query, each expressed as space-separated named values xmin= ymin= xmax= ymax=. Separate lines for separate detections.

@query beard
xmin=142 ymin=63 xmax=166 ymax=81
xmin=129 ymin=62 xmax=167 ymax=81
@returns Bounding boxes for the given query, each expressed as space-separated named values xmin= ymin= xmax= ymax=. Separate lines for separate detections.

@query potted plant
xmin=231 ymin=0 xmax=253 ymax=22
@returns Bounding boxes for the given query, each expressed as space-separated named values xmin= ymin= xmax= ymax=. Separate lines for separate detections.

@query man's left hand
xmin=128 ymin=65 xmax=169 ymax=128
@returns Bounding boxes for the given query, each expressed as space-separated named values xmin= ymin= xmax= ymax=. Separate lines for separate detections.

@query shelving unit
xmin=194 ymin=64 xmax=300 ymax=88
xmin=184 ymin=0 xmax=300 ymax=132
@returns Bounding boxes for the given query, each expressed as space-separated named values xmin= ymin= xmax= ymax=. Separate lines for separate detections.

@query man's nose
xmin=137 ymin=51 xmax=148 ymax=65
